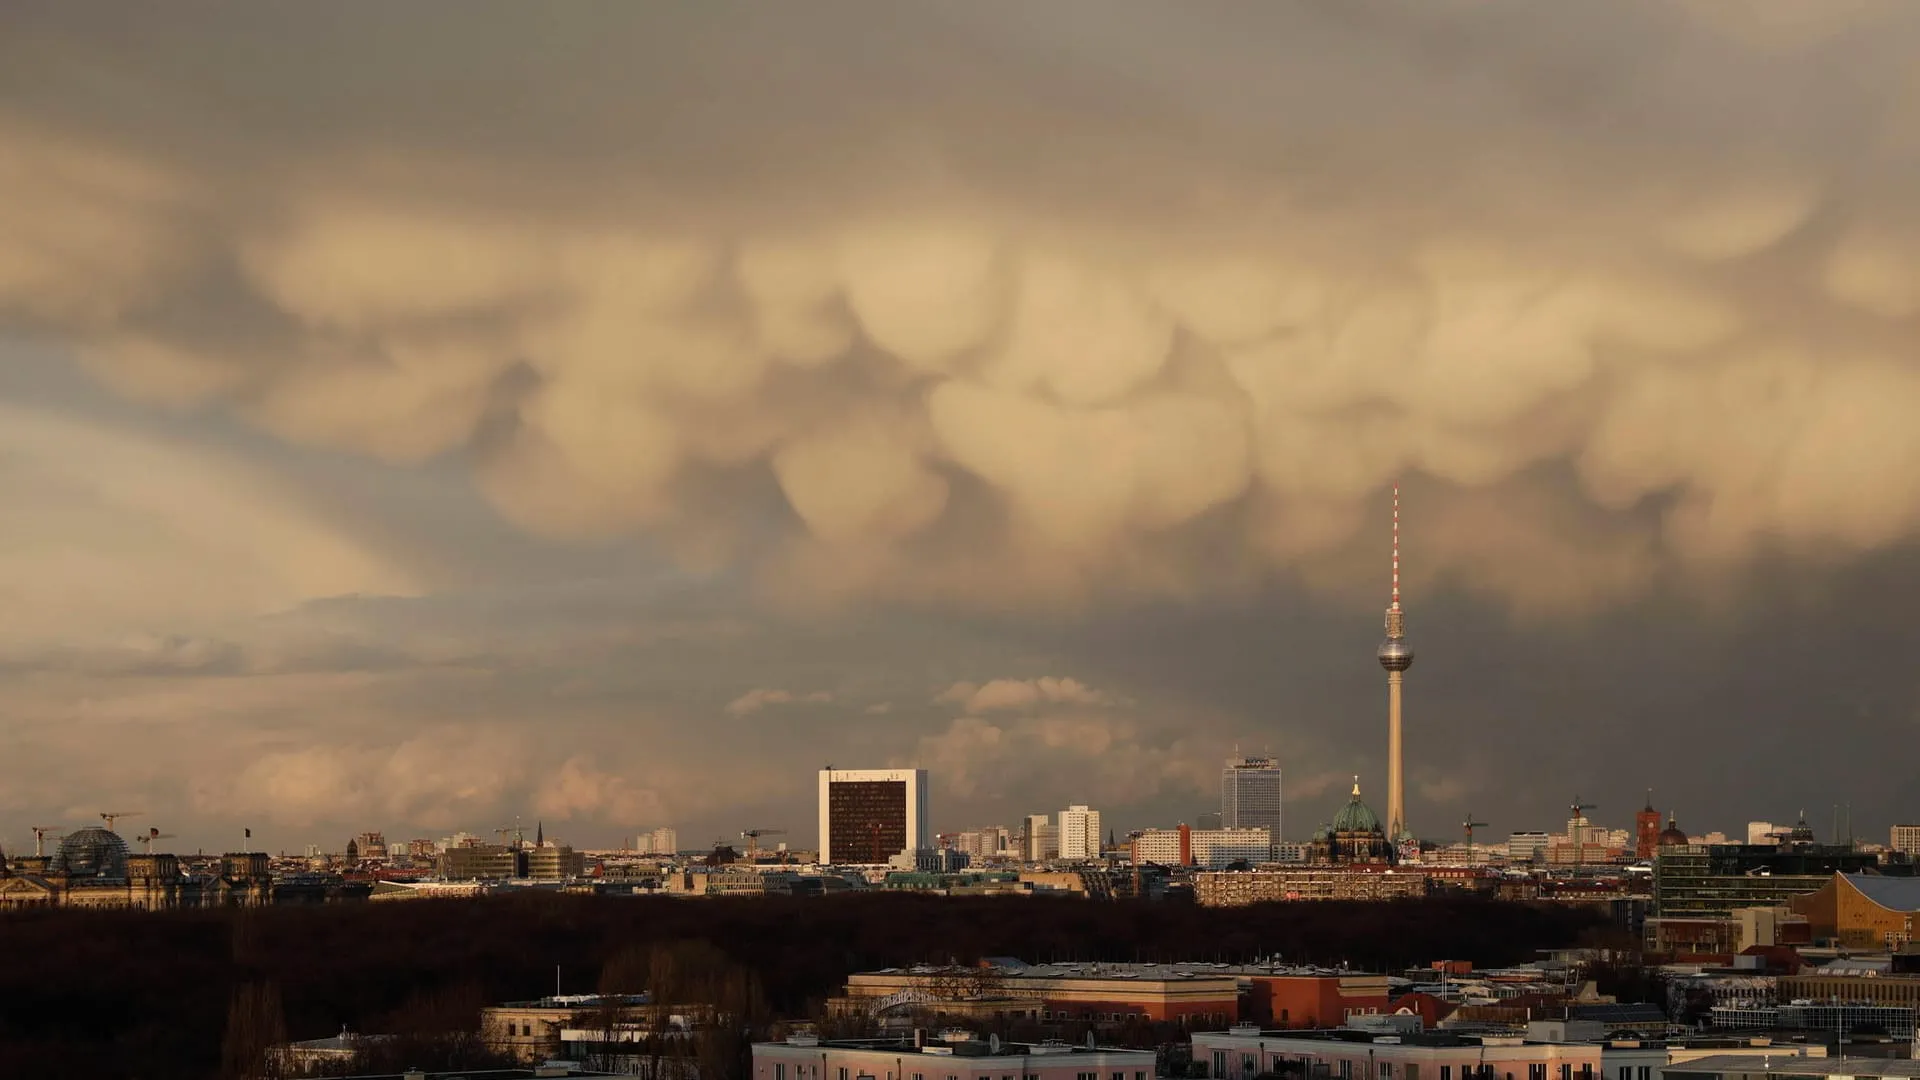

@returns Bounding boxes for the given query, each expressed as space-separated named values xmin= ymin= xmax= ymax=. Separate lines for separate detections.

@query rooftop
xmin=863 ymin=961 xmax=1381 ymax=982
xmin=766 ymin=1036 xmax=1153 ymax=1059
xmin=1666 ymin=1056 xmax=1920 ymax=1079
xmin=1841 ymin=874 xmax=1920 ymax=913
xmin=489 ymin=993 xmax=650 ymax=1011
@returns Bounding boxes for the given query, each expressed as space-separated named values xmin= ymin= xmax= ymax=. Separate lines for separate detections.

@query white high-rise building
xmin=818 ymin=768 xmax=929 ymax=865
xmin=1058 ymin=805 xmax=1101 ymax=860
xmin=1748 ymin=821 xmax=1780 ymax=845
xmin=636 ymin=826 xmax=678 ymax=855
xmin=1892 ymin=825 xmax=1920 ymax=855
xmin=1222 ymin=756 xmax=1284 ymax=842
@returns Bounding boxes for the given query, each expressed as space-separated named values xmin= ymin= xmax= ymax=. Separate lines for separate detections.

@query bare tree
xmin=220 ymin=981 xmax=287 ymax=1080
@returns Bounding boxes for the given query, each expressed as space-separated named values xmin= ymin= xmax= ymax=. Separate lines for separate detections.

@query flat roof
xmin=861 ymin=962 xmax=1382 ymax=982
xmin=1665 ymin=1056 xmax=1920 ymax=1078
xmin=760 ymin=1039 xmax=1153 ymax=1059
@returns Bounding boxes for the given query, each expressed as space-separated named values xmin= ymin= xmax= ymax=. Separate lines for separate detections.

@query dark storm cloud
xmin=1 ymin=2 xmax=1919 ymax=847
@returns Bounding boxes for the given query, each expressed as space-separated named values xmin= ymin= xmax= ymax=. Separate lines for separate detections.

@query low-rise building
xmin=485 ymin=994 xmax=657 ymax=1064
xmin=1193 ymin=1024 xmax=1604 ymax=1080
xmin=1661 ymin=1055 xmax=1920 ymax=1080
xmin=1195 ymin=868 xmax=1427 ymax=906
xmin=833 ymin=961 xmax=1239 ymax=1026
xmin=528 ymin=846 xmax=588 ymax=882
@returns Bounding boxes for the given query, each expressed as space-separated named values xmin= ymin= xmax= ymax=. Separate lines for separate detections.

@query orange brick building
xmin=1792 ymin=873 xmax=1920 ymax=948
xmin=1240 ymin=971 xmax=1391 ymax=1027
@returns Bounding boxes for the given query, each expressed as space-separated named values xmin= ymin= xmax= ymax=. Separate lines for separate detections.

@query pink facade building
xmin=1193 ymin=1027 xmax=1604 ymax=1080
xmin=753 ymin=1035 xmax=1157 ymax=1080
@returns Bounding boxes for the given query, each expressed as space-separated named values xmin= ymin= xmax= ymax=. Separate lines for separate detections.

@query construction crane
xmin=136 ymin=827 xmax=175 ymax=854
xmin=1568 ymin=796 xmax=1596 ymax=871
xmin=1461 ymin=815 xmax=1489 ymax=860
xmin=740 ymin=828 xmax=787 ymax=861
xmin=30 ymin=826 xmax=62 ymax=858
xmin=99 ymin=811 xmax=143 ymax=833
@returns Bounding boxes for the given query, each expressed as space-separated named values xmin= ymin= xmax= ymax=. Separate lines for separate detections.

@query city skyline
xmin=4 ymin=5 xmax=1920 ymax=852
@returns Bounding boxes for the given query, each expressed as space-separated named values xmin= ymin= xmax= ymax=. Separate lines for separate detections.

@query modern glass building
xmin=1222 ymin=756 xmax=1283 ymax=841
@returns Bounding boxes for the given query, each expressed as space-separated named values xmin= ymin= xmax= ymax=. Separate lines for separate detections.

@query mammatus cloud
xmin=935 ymin=676 xmax=1125 ymax=713
xmin=3 ymin=4 xmax=1920 ymax=619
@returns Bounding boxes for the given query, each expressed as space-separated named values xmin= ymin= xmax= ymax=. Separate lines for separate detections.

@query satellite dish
xmin=990 ymin=1035 xmax=1001 ymax=1054
xmin=1085 ymin=1032 xmax=1095 ymax=1049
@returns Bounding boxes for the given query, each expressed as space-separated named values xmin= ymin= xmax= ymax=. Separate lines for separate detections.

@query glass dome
xmin=53 ymin=826 xmax=130 ymax=879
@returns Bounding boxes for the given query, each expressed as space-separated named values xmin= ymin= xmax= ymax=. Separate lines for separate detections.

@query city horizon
xmin=5 ymin=4 xmax=1920 ymax=874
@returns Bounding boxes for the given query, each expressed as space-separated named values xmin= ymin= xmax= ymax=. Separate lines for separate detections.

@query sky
xmin=2 ymin=2 xmax=1920 ymax=855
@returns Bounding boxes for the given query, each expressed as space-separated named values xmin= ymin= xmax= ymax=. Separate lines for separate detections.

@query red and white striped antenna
xmin=1391 ymin=482 xmax=1401 ymax=612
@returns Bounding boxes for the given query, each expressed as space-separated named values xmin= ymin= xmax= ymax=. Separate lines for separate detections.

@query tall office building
xmin=1222 ymin=756 xmax=1283 ymax=841
xmin=817 ymin=768 xmax=928 ymax=865
xmin=1376 ymin=484 xmax=1415 ymax=850
xmin=1058 ymin=805 xmax=1101 ymax=860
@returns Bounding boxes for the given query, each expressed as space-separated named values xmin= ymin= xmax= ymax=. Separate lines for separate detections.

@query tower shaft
xmin=1387 ymin=670 xmax=1404 ymax=840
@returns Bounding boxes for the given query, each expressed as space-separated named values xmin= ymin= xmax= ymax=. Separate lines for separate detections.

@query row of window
xmin=1207 ymin=1054 xmax=1618 ymax=1080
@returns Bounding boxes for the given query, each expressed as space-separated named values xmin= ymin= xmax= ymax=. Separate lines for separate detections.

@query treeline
xmin=0 ymin=894 xmax=1604 ymax=1079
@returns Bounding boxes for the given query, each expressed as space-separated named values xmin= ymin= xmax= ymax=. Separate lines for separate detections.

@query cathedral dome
xmin=1658 ymin=817 xmax=1688 ymax=847
xmin=1332 ymin=781 xmax=1382 ymax=835
xmin=53 ymin=827 xmax=130 ymax=879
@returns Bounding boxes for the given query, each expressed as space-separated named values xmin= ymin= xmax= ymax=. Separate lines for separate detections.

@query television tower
xmin=1376 ymin=483 xmax=1414 ymax=845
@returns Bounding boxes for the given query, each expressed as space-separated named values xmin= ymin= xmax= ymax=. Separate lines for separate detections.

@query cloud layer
xmin=4 ymin=4 xmax=1920 ymax=849
xmin=4 ymin=3 xmax=1920 ymax=620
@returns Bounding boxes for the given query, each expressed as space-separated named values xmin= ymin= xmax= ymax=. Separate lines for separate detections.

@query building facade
xmin=1132 ymin=826 xmax=1274 ymax=869
xmin=835 ymin=962 xmax=1240 ymax=1025
xmin=1195 ymin=868 xmax=1427 ymax=906
xmin=754 ymin=1035 xmax=1158 ymax=1080
xmin=1059 ymin=806 xmax=1102 ymax=861
xmin=1192 ymin=1027 xmax=1603 ymax=1080
xmin=1891 ymin=826 xmax=1920 ymax=857
xmin=1024 ymin=815 xmax=1059 ymax=862
xmin=1224 ymin=756 xmax=1284 ymax=838
xmin=819 ymin=769 xmax=929 ymax=866
xmin=1654 ymin=843 xmax=1882 ymax=917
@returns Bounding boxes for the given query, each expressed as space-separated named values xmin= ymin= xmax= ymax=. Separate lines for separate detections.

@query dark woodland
xmin=0 ymin=894 xmax=1607 ymax=1079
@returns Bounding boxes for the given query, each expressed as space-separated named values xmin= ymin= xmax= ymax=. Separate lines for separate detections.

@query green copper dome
xmin=1331 ymin=778 xmax=1382 ymax=834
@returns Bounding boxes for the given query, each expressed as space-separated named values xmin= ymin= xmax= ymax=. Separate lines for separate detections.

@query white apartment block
xmin=1059 ymin=805 xmax=1102 ymax=861
xmin=1893 ymin=825 xmax=1920 ymax=855
xmin=1129 ymin=826 xmax=1274 ymax=869
xmin=1195 ymin=828 xmax=1272 ymax=867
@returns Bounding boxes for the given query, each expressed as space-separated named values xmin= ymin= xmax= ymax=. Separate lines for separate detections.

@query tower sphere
xmin=1377 ymin=638 xmax=1414 ymax=671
